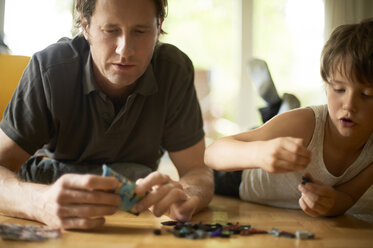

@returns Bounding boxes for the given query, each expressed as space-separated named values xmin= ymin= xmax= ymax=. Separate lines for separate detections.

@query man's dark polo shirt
xmin=0 ymin=36 xmax=204 ymax=171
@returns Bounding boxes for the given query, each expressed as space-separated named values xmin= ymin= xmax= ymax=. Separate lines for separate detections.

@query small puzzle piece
xmin=301 ymin=176 xmax=313 ymax=185
xmin=102 ymin=164 xmax=143 ymax=214
xmin=0 ymin=224 xmax=61 ymax=241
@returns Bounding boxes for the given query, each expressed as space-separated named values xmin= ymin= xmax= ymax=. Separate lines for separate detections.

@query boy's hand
xmin=260 ymin=137 xmax=311 ymax=173
xmin=298 ymin=174 xmax=336 ymax=217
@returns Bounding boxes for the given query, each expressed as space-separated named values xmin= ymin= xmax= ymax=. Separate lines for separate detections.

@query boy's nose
xmin=342 ymin=93 xmax=358 ymax=112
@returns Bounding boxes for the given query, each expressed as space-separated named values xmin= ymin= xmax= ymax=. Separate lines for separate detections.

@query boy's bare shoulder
xmin=233 ymin=107 xmax=316 ymax=144
xmin=260 ymin=107 xmax=316 ymax=141
xmin=277 ymin=107 xmax=315 ymax=126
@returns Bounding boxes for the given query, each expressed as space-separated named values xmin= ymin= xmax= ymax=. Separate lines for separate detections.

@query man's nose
xmin=115 ymin=35 xmax=135 ymax=57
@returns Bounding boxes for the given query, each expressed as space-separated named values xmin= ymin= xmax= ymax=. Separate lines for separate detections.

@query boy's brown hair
xmin=321 ymin=18 xmax=373 ymax=85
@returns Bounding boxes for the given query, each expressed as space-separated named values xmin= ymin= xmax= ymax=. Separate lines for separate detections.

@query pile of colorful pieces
xmin=0 ymin=224 xmax=61 ymax=241
xmin=156 ymin=221 xmax=315 ymax=240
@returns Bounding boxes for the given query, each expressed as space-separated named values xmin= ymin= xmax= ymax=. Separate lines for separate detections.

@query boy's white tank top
xmin=239 ymin=105 xmax=373 ymax=211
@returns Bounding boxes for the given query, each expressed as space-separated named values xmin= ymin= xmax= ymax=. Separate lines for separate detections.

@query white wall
xmin=0 ymin=0 xmax=5 ymax=37
xmin=324 ymin=0 xmax=373 ymax=39
xmin=236 ymin=0 xmax=260 ymax=130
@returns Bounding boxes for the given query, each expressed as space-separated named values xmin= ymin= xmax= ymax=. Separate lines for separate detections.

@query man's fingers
xmin=151 ymin=188 xmax=188 ymax=217
xmin=56 ymin=189 xmax=121 ymax=206
xmin=170 ymin=196 xmax=199 ymax=222
xmin=57 ymin=204 xmax=118 ymax=218
xmin=57 ymin=174 xmax=120 ymax=191
xmin=136 ymin=182 xmax=185 ymax=213
xmin=60 ymin=217 xmax=106 ymax=230
xmin=135 ymin=171 xmax=181 ymax=195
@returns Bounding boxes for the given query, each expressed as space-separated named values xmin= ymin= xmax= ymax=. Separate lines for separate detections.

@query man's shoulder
xmin=152 ymin=43 xmax=193 ymax=73
xmin=33 ymin=36 xmax=89 ymax=70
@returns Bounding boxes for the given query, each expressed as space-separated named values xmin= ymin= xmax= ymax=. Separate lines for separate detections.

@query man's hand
xmin=37 ymin=174 xmax=121 ymax=229
xmin=134 ymin=171 xmax=198 ymax=222
xmin=259 ymin=137 xmax=311 ymax=173
xmin=298 ymin=174 xmax=336 ymax=217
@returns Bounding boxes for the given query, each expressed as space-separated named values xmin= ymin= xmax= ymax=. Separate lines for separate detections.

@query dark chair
xmin=248 ymin=58 xmax=300 ymax=123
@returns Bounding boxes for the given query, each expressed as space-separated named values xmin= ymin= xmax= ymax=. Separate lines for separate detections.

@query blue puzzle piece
xmin=102 ymin=164 xmax=143 ymax=214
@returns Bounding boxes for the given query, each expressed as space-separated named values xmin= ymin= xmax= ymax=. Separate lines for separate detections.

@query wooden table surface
xmin=0 ymin=194 xmax=372 ymax=248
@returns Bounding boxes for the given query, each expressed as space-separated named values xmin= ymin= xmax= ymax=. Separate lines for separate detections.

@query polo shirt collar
xmin=133 ymin=64 xmax=158 ymax=96
xmin=82 ymin=53 xmax=98 ymax=95
xmin=82 ymin=53 xmax=158 ymax=96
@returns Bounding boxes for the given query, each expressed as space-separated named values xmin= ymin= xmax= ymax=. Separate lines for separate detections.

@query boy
xmin=205 ymin=18 xmax=373 ymax=217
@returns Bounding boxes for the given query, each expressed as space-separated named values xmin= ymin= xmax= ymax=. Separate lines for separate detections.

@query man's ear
xmin=158 ymin=18 xmax=164 ymax=35
xmin=81 ymin=17 xmax=89 ymax=40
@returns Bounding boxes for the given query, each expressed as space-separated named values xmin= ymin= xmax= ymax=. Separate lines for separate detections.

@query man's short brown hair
xmin=320 ymin=18 xmax=373 ymax=85
xmin=74 ymin=0 xmax=168 ymax=34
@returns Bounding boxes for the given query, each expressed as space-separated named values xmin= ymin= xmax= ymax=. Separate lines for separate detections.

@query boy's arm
xmin=204 ymin=108 xmax=314 ymax=173
xmin=299 ymin=163 xmax=373 ymax=217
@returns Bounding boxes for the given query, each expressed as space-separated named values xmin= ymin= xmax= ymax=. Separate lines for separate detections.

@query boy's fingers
xmin=298 ymin=184 xmax=334 ymax=211
xmin=300 ymin=192 xmax=325 ymax=213
xmin=299 ymin=198 xmax=319 ymax=217
xmin=303 ymin=182 xmax=333 ymax=197
xmin=284 ymin=137 xmax=311 ymax=158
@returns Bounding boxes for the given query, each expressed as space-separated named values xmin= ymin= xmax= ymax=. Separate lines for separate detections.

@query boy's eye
xmin=333 ymin=88 xmax=345 ymax=93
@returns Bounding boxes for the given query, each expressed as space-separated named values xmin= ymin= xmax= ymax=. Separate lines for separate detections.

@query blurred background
xmin=1 ymin=0 xmax=372 ymax=142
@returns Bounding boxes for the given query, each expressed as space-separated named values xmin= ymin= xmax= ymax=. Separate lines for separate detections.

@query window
xmin=163 ymin=0 xmax=326 ymax=135
xmin=162 ymin=0 xmax=242 ymax=137
xmin=4 ymin=0 xmax=73 ymax=56
xmin=252 ymin=0 xmax=326 ymax=108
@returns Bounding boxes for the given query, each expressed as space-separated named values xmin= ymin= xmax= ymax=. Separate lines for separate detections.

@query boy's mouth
xmin=340 ymin=117 xmax=356 ymax=127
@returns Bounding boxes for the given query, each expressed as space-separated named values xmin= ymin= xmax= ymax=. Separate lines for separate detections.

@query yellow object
xmin=0 ymin=54 xmax=30 ymax=120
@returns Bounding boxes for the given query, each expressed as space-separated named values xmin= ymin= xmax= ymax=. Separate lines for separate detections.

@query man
xmin=0 ymin=0 xmax=213 ymax=230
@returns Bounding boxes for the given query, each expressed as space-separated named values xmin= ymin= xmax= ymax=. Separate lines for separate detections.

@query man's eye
xmin=135 ymin=30 xmax=145 ymax=34
xmin=362 ymin=91 xmax=373 ymax=97
xmin=104 ymin=29 xmax=118 ymax=34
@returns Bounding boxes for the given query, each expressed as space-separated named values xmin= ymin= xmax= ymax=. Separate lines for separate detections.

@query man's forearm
xmin=0 ymin=166 xmax=45 ymax=221
xmin=179 ymin=167 xmax=214 ymax=213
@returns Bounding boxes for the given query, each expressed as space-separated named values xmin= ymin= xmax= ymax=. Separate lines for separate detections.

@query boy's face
xmin=326 ymin=62 xmax=373 ymax=140
xmin=82 ymin=0 xmax=161 ymax=93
